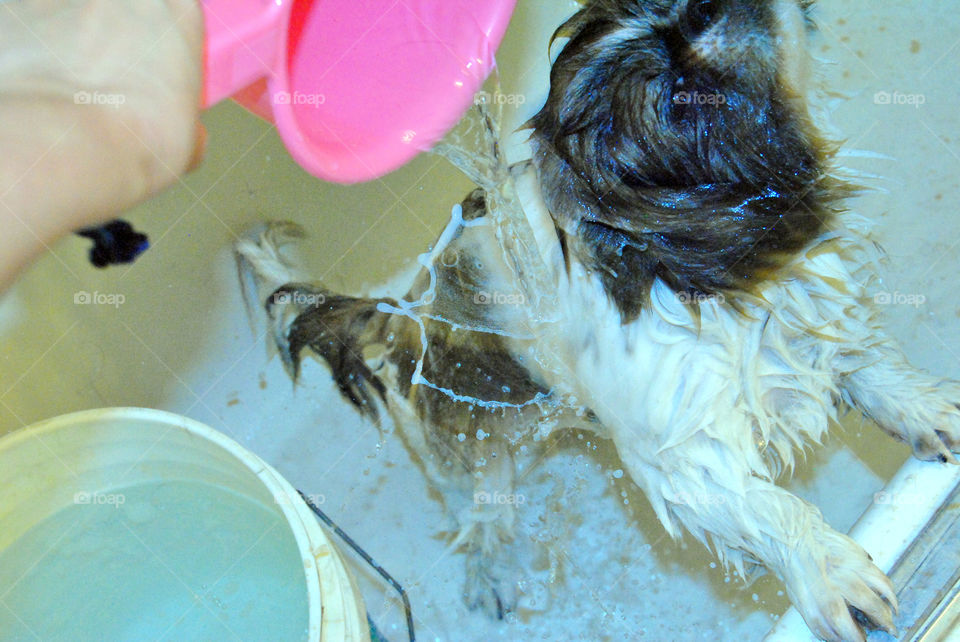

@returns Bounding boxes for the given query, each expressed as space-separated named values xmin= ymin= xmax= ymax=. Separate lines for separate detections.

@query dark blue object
xmin=368 ymin=614 xmax=390 ymax=642
xmin=76 ymin=219 xmax=149 ymax=268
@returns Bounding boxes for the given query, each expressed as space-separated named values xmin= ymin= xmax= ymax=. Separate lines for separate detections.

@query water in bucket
xmin=0 ymin=480 xmax=309 ymax=640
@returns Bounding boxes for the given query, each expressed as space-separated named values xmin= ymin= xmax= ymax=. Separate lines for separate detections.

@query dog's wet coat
xmin=236 ymin=2 xmax=960 ymax=640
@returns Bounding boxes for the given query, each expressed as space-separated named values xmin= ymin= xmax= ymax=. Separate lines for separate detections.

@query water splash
xmin=376 ymin=77 xmax=569 ymax=413
xmin=431 ymin=78 xmax=561 ymax=327
xmin=377 ymin=202 xmax=552 ymax=411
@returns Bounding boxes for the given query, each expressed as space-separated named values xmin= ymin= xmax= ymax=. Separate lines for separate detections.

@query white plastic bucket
xmin=0 ymin=407 xmax=369 ymax=641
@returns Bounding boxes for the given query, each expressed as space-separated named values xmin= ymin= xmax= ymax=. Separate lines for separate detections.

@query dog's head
xmin=529 ymin=0 xmax=845 ymax=321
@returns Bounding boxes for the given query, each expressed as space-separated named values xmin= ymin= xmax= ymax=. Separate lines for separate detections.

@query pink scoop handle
xmin=201 ymin=0 xmax=286 ymax=108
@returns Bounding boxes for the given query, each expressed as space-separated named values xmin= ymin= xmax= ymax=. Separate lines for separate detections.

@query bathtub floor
xmin=2 ymin=1 xmax=959 ymax=641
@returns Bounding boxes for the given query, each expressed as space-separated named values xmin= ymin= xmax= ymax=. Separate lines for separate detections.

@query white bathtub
xmin=2 ymin=1 xmax=958 ymax=640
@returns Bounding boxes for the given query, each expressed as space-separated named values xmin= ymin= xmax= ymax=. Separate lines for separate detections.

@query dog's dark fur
xmin=531 ymin=0 xmax=844 ymax=321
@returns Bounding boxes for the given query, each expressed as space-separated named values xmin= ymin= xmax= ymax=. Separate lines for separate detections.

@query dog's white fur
xmin=510 ymin=163 xmax=913 ymax=641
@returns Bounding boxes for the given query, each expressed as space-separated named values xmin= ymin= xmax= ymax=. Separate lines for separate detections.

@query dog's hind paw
xmin=784 ymin=528 xmax=898 ymax=642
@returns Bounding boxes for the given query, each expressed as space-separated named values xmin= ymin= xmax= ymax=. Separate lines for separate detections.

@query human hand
xmin=0 ymin=0 xmax=204 ymax=286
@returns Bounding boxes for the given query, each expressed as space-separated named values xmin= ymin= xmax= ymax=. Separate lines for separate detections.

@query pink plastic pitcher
xmin=201 ymin=0 xmax=517 ymax=183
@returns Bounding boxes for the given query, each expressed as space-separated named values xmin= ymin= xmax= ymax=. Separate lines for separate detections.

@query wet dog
xmin=237 ymin=1 xmax=960 ymax=640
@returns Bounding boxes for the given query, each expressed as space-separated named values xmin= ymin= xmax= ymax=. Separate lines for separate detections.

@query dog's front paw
xmin=463 ymin=551 xmax=517 ymax=619
xmin=783 ymin=528 xmax=898 ymax=642
xmin=900 ymin=381 xmax=960 ymax=464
